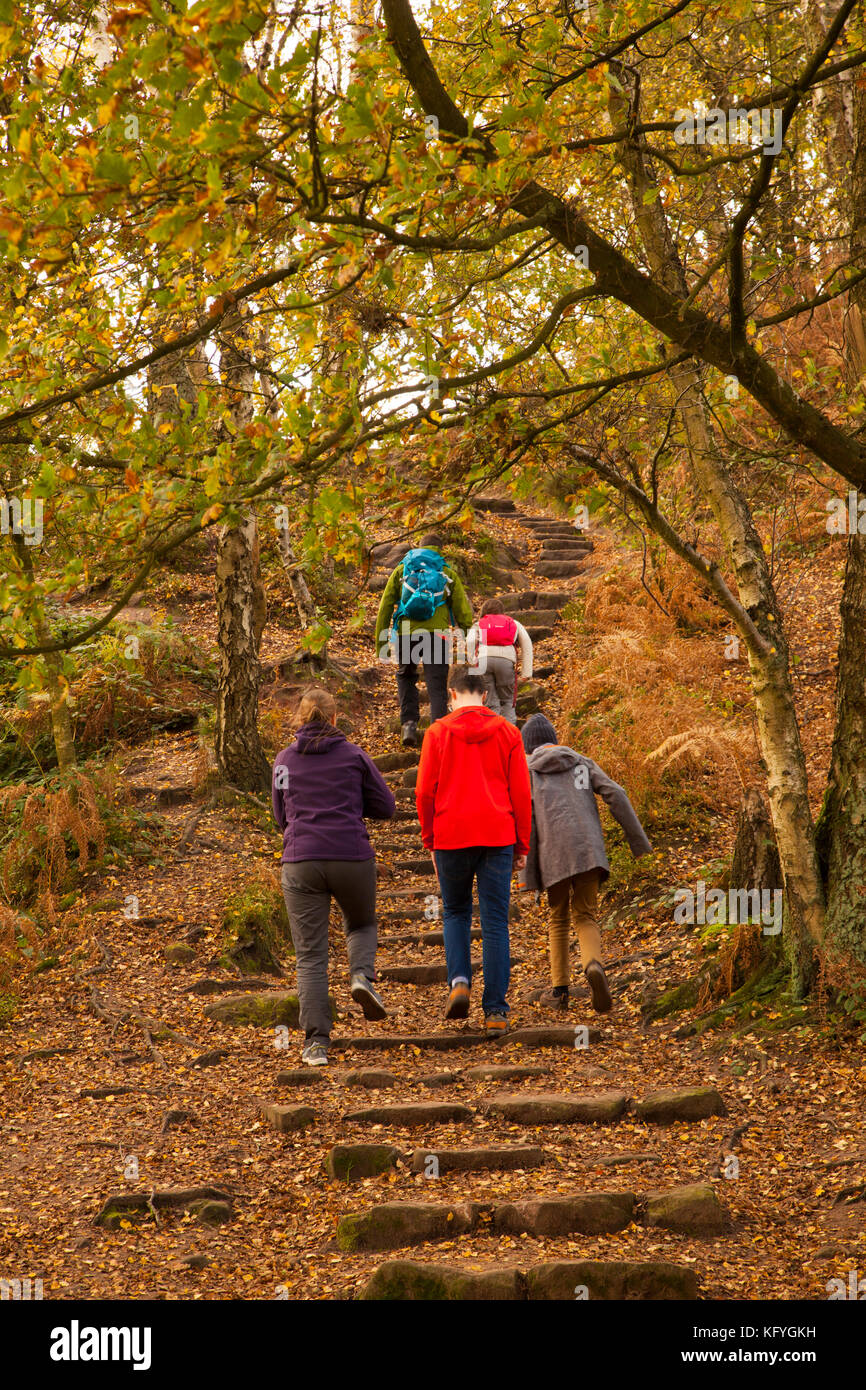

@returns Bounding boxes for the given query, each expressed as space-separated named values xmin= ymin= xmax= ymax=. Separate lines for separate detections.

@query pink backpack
xmin=479 ymin=614 xmax=518 ymax=646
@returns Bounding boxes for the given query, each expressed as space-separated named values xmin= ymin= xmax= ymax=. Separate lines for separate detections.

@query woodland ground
xmin=0 ymin=500 xmax=864 ymax=1302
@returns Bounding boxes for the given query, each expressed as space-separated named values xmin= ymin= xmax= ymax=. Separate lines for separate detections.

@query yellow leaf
xmin=0 ymin=212 xmax=24 ymax=244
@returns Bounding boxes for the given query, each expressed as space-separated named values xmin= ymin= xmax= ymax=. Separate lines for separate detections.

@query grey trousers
xmin=482 ymin=654 xmax=517 ymax=723
xmin=280 ymin=858 xmax=378 ymax=1045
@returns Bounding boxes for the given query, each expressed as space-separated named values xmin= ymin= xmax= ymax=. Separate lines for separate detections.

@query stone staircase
xmin=232 ymin=502 xmax=737 ymax=1299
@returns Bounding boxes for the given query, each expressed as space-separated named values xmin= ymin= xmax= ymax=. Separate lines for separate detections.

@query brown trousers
xmin=546 ymin=869 xmax=603 ymax=987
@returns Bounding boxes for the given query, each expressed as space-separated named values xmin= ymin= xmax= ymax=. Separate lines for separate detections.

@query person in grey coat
xmin=521 ymin=713 xmax=652 ymax=1013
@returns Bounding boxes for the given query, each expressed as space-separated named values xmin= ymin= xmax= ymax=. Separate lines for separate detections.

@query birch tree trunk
xmin=214 ymin=304 xmax=270 ymax=791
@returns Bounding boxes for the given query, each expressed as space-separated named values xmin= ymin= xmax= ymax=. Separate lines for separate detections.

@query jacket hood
xmin=294 ymin=722 xmax=348 ymax=755
xmin=528 ymin=744 xmax=582 ymax=774
xmin=445 ymin=706 xmax=501 ymax=743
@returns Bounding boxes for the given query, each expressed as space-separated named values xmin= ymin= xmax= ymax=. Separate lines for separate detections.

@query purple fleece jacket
xmin=271 ymin=722 xmax=396 ymax=862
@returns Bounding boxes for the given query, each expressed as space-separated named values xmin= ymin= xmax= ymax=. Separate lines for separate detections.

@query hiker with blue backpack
xmin=465 ymin=597 xmax=533 ymax=724
xmin=375 ymin=541 xmax=474 ymax=747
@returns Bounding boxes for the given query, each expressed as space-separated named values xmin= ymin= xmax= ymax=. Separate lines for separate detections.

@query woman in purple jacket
xmin=272 ymin=687 xmax=397 ymax=1066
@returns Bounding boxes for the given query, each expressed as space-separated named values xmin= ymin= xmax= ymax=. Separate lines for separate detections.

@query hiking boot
xmin=485 ymin=1012 xmax=508 ymax=1036
xmin=401 ymin=721 xmax=419 ymax=747
xmin=585 ymin=961 xmax=613 ymax=1014
xmin=539 ymin=986 xmax=569 ymax=1012
xmin=301 ymin=1041 xmax=329 ymax=1067
xmin=350 ymin=973 xmax=388 ymax=1021
xmin=444 ymin=982 xmax=470 ymax=1019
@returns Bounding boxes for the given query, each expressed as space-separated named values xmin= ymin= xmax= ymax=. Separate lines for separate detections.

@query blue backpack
xmin=393 ymin=548 xmax=452 ymax=623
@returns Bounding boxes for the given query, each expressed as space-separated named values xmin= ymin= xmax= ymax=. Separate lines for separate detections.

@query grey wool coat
xmin=524 ymin=745 xmax=652 ymax=892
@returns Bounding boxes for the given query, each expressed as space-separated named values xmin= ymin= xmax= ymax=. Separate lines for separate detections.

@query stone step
xmin=472 ymin=496 xmax=517 ymax=513
xmin=337 ymin=1191 xmax=636 ymax=1252
xmin=378 ymin=961 xmax=480 ymax=986
xmin=276 ymin=1069 xmax=327 ymax=1088
xmin=259 ymin=1101 xmax=316 ymax=1133
xmin=342 ymin=1069 xmax=399 ymax=1089
xmin=374 ymin=819 xmax=420 ymax=834
xmin=465 ymin=1064 xmax=550 ymax=1082
xmin=330 ymin=1024 xmax=601 ymax=1053
xmin=506 ymin=608 xmax=562 ymax=626
xmin=360 ymin=1259 xmax=698 ymax=1301
xmin=632 ymin=1087 xmax=727 ymax=1123
xmin=326 ymin=1143 xmax=401 ymax=1181
xmin=409 ymin=1145 xmax=545 ymax=1174
xmin=538 ymin=544 xmax=593 ymax=557
xmin=534 ymin=560 xmax=587 ymax=579
xmin=394 ymin=858 xmax=436 ymax=875
xmin=362 ymin=1260 xmax=523 ymax=1301
xmin=378 ymin=956 xmax=520 ymax=985
xmin=203 ymin=991 xmax=312 ymax=1027
xmin=644 ymin=1182 xmax=730 ymax=1235
xmin=373 ymin=750 xmax=420 ymax=773
xmin=380 ymin=889 xmax=520 ymax=920
xmin=527 ymin=528 xmax=588 ymax=541
xmin=378 ymin=928 xmax=483 ymax=946
xmin=386 ymin=766 xmax=418 ymax=789
xmin=497 ymin=589 xmax=571 ymax=609
xmin=339 ymin=1182 xmax=728 ymax=1254
xmin=483 ymin=1091 xmax=629 ymax=1124
xmin=500 ymin=1025 xmax=603 ymax=1047
xmin=342 ymin=1101 xmax=474 ymax=1127
xmin=525 ymin=625 xmax=555 ymax=641
xmin=330 ymin=1032 xmax=489 ymax=1052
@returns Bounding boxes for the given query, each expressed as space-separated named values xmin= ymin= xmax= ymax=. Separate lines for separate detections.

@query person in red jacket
xmin=415 ymin=664 xmax=531 ymax=1034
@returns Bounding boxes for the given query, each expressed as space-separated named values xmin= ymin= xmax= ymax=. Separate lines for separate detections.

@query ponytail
xmin=294 ymin=687 xmax=337 ymax=749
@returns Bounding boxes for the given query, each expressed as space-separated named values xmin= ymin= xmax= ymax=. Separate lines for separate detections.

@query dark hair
xmin=448 ymin=664 xmax=487 ymax=696
xmin=480 ymin=598 xmax=504 ymax=616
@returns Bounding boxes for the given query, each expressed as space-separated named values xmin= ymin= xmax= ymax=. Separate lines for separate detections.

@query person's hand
xmin=513 ymin=854 xmax=527 ymax=873
xmin=430 ymin=850 xmax=439 ymax=882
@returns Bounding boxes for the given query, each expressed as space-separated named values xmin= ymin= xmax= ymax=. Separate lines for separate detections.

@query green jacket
xmin=374 ymin=561 xmax=473 ymax=651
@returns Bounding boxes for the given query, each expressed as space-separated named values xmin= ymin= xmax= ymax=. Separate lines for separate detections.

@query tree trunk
xmin=819 ymin=64 xmax=866 ymax=975
xmin=275 ymin=510 xmax=318 ymax=627
xmin=214 ymin=514 xmax=270 ymax=792
xmin=214 ymin=305 xmax=270 ymax=789
xmin=729 ymin=788 xmax=783 ymax=894
xmin=606 ymin=72 xmax=824 ymax=991
xmin=11 ymin=533 xmax=76 ymax=772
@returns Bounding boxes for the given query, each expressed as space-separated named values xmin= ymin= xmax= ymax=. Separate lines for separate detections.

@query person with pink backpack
xmin=466 ymin=598 xmax=533 ymax=724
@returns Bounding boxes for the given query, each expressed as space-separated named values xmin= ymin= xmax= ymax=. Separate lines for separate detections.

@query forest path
xmin=4 ymin=500 xmax=863 ymax=1301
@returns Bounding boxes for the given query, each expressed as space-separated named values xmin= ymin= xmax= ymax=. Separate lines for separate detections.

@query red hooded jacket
xmin=415 ymin=705 xmax=532 ymax=855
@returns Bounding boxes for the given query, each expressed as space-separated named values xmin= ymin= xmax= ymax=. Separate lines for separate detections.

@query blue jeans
xmin=434 ymin=845 xmax=514 ymax=1016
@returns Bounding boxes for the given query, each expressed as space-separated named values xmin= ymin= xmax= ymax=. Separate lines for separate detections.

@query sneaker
xmin=301 ymin=1041 xmax=328 ymax=1067
xmin=585 ymin=961 xmax=613 ymax=1014
xmin=350 ymin=973 xmax=388 ymax=1021
xmin=444 ymin=982 xmax=471 ymax=1019
xmin=539 ymin=986 xmax=569 ymax=1012
xmin=401 ymin=721 xmax=419 ymax=747
xmin=485 ymin=1012 xmax=508 ymax=1036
